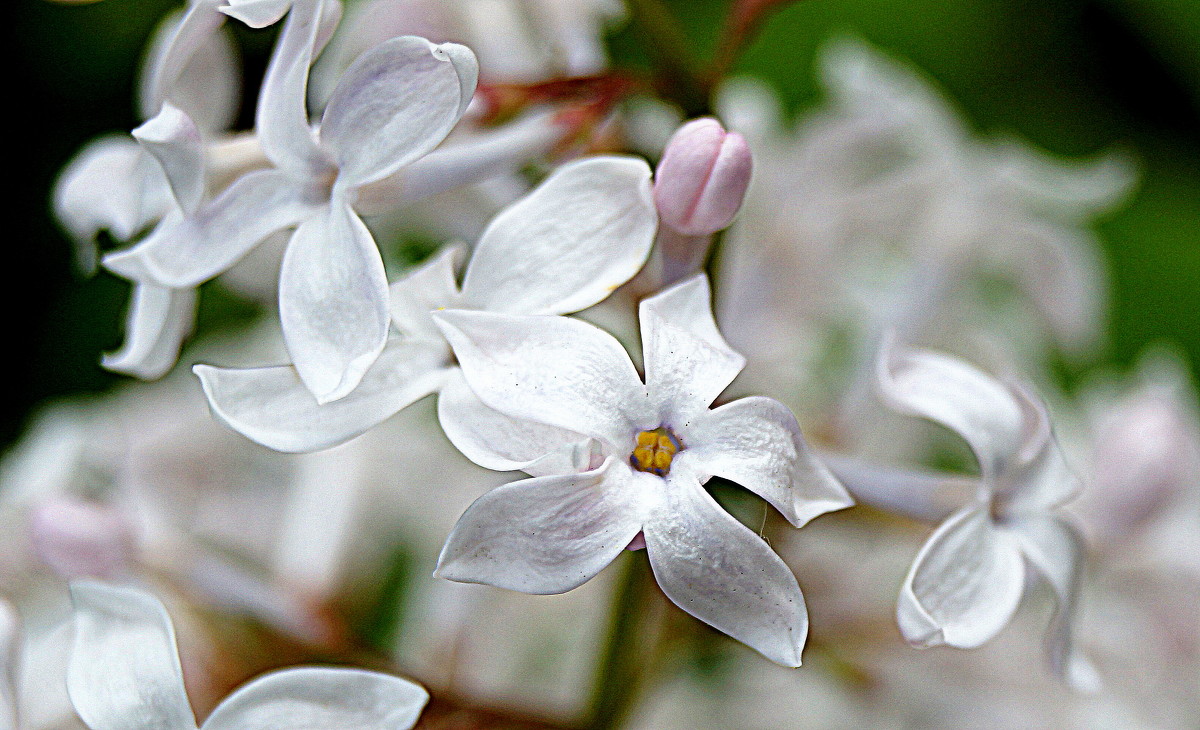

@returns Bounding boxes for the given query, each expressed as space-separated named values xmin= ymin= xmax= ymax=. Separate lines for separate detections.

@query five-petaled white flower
xmin=193 ymin=155 xmax=658 ymax=454
xmin=67 ymin=581 xmax=429 ymax=730
xmin=431 ymin=275 xmax=852 ymax=666
xmin=877 ymin=337 xmax=1100 ymax=691
xmin=107 ymin=0 xmax=479 ymax=403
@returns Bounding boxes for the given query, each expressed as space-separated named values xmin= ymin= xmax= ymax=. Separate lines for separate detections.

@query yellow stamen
xmin=630 ymin=427 xmax=682 ymax=476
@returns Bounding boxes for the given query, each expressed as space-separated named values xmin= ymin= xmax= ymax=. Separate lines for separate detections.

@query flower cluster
xmin=9 ymin=1 xmax=1195 ymax=728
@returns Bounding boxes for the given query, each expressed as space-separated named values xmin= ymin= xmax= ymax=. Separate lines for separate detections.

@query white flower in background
xmin=876 ymin=338 xmax=1098 ymax=691
xmin=309 ymin=0 xmax=624 ymax=103
xmin=107 ymin=0 xmax=480 ymax=403
xmin=194 ymin=155 xmax=657 ymax=453
xmin=53 ymin=0 xmax=239 ymax=380
xmin=67 ymin=581 xmax=427 ymax=730
xmin=714 ymin=39 xmax=1135 ymax=424
xmin=433 ymin=275 xmax=852 ymax=666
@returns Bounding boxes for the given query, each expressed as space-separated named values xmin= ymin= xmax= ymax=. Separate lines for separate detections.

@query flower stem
xmin=624 ymin=0 xmax=710 ymax=117
xmin=585 ymin=552 xmax=656 ymax=730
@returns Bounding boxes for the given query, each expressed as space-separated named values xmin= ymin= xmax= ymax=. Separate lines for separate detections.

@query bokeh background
xmin=10 ymin=0 xmax=1200 ymax=447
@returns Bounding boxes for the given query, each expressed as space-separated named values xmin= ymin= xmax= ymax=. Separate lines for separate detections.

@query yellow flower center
xmin=631 ymin=428 xmax=680 ymax=476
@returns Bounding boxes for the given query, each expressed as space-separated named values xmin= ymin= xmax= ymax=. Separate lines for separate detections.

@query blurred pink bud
xmin=654 ymin=118 xmax=752 ymax=236
xmin=28 ymin=497 xmax=137 ymax=581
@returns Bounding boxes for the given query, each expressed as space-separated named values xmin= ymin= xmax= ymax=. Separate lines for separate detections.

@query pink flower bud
xmin=653 ymin=118 xmax=753 ymax=236
xmin=28 ymin=497 xmax=137 ymax=581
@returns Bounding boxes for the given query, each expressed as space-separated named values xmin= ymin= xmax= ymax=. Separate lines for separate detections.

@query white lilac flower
xmin=876 ymin=338 xmax=1099 ymax=691
xmin=53 ymin=0 xmax=239 ymax=380
xmin=66 ymin=581 xmax=428 ymax=730
xmin=107 ymin=0 xmax=480 ymax=403
xmin=194 ymin=155 xmax=657 ymax=454
xmin=431 ymin=275 xmax=852 ymax=666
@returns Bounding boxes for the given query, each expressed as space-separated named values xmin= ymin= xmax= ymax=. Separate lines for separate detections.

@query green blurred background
xmin=9 ymin=0 xmax=1200 ymax=446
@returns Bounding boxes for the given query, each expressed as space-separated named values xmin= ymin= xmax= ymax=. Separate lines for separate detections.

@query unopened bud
xmin=29 ymin=497 xmax=137 ymax=581
xmin=654 ymin=117 xmax=752 ymax=236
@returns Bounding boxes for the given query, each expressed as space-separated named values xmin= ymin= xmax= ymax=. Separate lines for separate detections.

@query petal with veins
xmin=103 ymin=282 xmax=197 ymax=380
xmin=436 ymin=459 xmax=652 ymax=594
xmin=998 ymin=381 xmax=1083 ymax=515
xmin=676 ymin=396 xmax=851 ymax=527
xmin=437 ymin=369 xmax=591 ymax=475
xmin=876 ymin=337 xmax=1026 ymax=481
xmin=434 ymin=310 xmax=648 ymax=447
xmin=279 ymin=201 xmax=390 ymax=402
xmin=103 ymin=169 xmax=322 ymax=288
xmin=67 ymin=582 xmax=198 ymax=730
xmin=252 ymin=0 xmax=337 ymax=176
xmin=644 ymin=463 xmax=808 ymax=667
xmin=201 ymin=667 xmax=427 ymax=730
xmin=321 ymin=37 xmax=477 ymax=188
xmin=897 ymin=505 xmax=1025 ymax=649
xmin=195 ymin=339 xmax=449 ymax=453
xmin=1009 ymin=515 xmax=1101 ymax=693
xmin=459 ymin=156 xmax=657 ymax=315
xmin=641 ymin=306 xmax=744 ymax=426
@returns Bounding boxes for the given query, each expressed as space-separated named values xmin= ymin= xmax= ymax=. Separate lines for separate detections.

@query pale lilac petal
xmin=1009 ymin=515 xmax=1101 ymax=693
xmin=279 ymin=201 xmax=390 ymax=402
xmin=434 ymin=310 xmax=648 ymax=447
xmin=201 ymin=667 xmax=427 ymax=730
xmin=0 ymin=600 xmax=19 ymax=730
xmin=253 ymin=0 xmax=337 ymax=176
xmin=644 ymin=463 xmax=808 ymax=667
xmin=388 ymin=244 xmax=463 ymax=340
xmin=139 ymin=0 xmax=239 ymax=131
xmin=877 ymin=338 xmax=1026 ymax=481
xmin=437 ymin=369 xmax=592 ymax=475
xmin=675 ymin=397 xmax=852 ymax=527
xmin=103 ymin=169 xmax=322 ymax=288
xmin=67 ymin=582 xmax=198 ymax=730
xmin=898 ymin=505 xmax=1025 ymax=649
xmin=133 ymin=103 xmax=205 ymax=215
xmin=356 ymin=110 xmax=563 ymax=213
xmin=103 ymin=282 xmax=197 ymax=380
xmin=220 ymin=0 xmax=293 ymax=28
xmin=458 ymin=156 xmax=657 ymax=315
xmin=321 ymin=37 xmax=477 ymax=188
xmin=653 ymin=117 xmax=753 ymax=236
xmin=195 ymin=339 xmax=449 ymax=452
xmin=435 ymin=459 xmax=652 ymax=594
xmin=639 ymin=275 xmax=744 ymax=423
xmin=29 ymin=497 xmax=137 ymax=581
xmin=53 ymin=137 xmax=170 ymax=271
xmin=999 ymin=382 xmax=1083 ymax=514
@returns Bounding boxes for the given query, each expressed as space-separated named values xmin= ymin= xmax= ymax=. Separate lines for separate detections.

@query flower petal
xmin=435 ymin=458 xmax=651 ymax=594
xmin=53 ymin=137 xmax=169 ymax=271
xmin=195 ymin=339 xmax=449 ymax=452
xmin=639 ymin=275 xmax=744 ymax=423
xmin=252 ymin=0 xmax=338 ymax=176
xmin=103 ymin=169 xmax=322 ymax=288
xmin=644 ymin=463 xmax=808 ymax=667
xmin=1009 ymin=515 xmax=1101 ymax=693
xmin=388 ymin=244 xmax=464 ymax=340
xmin=140 ymin=0 xmax=239 ymax=132
xmin=103 ymin=282 xmax=197 ymax=380
xmin=67 ymin=582 xmax=198 ymax=730
xmin=998 ymin=381 xmax=1083 ymax=515
xmin=434 ymin=310 xmax=648 ymax=446
xmin=201 ymin=667 xmax=427 ymax=730
xmin=675 ymin=396 xmax=851 ymax=527
xmin=279 ymin=201 xmax=390 ymax=402
xmin=897 ymin=505 xmax=1025 ymax=649
xmin=321 ymin=37 xmax=477 ymax=188
xmin=437 ymin=368 xmax=592 ymax=475
xmin=876 ymin=337 xmax=1026 ymax=481
xmin=133 ymin=103 xmax=205 ymax=215
xmin=458 ymin=156 xmax=657 ymax=315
